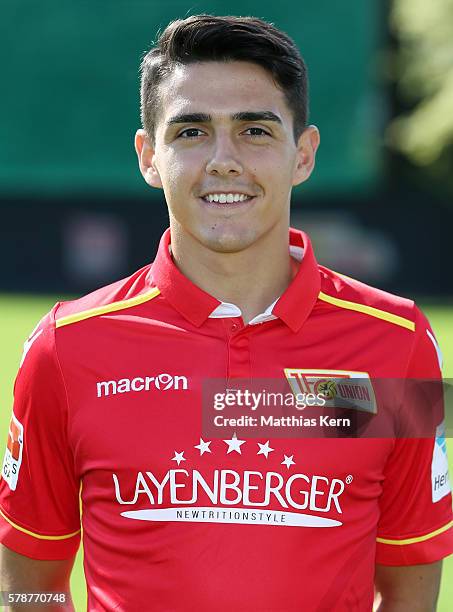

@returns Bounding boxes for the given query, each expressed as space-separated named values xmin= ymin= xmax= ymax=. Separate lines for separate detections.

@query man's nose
xmin=205 ymin=136 xmax=243 ymax=176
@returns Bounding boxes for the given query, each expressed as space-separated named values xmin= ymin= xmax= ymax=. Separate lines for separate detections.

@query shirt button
xmin=231 ymin=323 xmax=239 ymax=331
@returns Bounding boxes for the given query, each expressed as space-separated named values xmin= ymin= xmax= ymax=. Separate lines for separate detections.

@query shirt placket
xmin=223 ymin=318 xmax=252 ymax=384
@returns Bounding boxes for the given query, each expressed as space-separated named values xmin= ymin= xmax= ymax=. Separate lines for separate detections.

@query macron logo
xmin=97 ymin=374 xmax=188 ymax=398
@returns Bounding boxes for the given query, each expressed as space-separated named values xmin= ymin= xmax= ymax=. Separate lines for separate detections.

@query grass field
xmin=0 ymin=294 xmax=451 ymax=611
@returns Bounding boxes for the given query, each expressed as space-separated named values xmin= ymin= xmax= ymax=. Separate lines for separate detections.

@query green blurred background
xmin=1 ymin=0 xmax=452 ymax=609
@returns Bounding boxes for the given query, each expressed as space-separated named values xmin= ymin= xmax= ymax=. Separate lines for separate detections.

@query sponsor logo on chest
xmin=97 ymin=373 xmax=188 ymax=397
xmin=112 ymin=437 xmax=353 ymax=528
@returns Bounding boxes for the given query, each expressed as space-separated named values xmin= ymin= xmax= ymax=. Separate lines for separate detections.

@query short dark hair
xmin=140 ymin=14 xmax=309 ymax=143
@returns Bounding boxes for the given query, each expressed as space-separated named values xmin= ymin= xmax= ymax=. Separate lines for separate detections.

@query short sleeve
xmin=376 ymin=306 xmax=453 ymax=565
xmin=0 ymin=306 xmax=81 ymax=560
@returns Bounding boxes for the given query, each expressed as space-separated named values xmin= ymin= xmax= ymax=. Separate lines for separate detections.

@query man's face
xmin=136 ymin=60 xmax=319 ymax=253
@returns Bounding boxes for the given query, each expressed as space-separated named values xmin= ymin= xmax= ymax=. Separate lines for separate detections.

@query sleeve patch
xmin=2 ymin=413 xmax=24 ymax=491
xmin=432 ymin=422 xmax=450 ymax=503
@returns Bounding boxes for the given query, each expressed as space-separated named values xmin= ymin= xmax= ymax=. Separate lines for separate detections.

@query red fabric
xmin=0 ymin=228 xmax=451 ymax=611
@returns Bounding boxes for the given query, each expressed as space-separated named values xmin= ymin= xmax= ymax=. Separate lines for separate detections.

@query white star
xmin=194 ymin=438 xmax=212 ymax=456
xmin=223 ymin=433 xmax=246 ymax=454
xmin=171 ymin=451 xmax=186 ymax=466
xmin=281 ymin=454 xmax=295 ymax=469
xmin=257 ymin=441 xmax=274 ymax=459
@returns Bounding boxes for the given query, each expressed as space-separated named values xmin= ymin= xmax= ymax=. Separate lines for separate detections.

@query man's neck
xmin=170 ymin=224 xmax=293 ymax=325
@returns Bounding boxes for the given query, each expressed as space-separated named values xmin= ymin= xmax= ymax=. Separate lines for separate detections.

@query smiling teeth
xmin=204 ymin=193 xmax=251 ymax=203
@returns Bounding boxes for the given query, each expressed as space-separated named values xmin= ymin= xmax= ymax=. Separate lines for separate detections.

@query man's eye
xmin=243 ymin=127 xmax=270 ymax=137
xmin=178 ymin=128 xmax=204 ymax=138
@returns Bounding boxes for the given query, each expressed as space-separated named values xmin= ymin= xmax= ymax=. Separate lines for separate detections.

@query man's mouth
xmin=201 ymin=192 xmax=255 ymax=204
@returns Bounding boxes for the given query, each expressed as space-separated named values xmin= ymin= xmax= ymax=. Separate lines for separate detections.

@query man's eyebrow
xmin=167 ymin=113 xmax=211 ymax=125
xmin=232 ymin=111 xmax=282 ymax=124
xmin=166 ymin=111 xmax=282 ymax=125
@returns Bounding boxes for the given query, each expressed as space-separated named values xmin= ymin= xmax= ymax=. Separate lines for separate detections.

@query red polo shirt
xmin=1 ymin=228 xmax=452 ymax=611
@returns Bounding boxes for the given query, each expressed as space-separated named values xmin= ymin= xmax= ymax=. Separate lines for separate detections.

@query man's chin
xmin=197 ymin=230 xmax=259 ymax=254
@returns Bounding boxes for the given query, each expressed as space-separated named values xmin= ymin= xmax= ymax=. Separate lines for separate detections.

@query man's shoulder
xmin=16 ymin=264 xmax=160 ymax=379
xmin=317 ymin=265 xmax=417 ymax=332
xmin=53 ymin=263 xmax=158 ymax=329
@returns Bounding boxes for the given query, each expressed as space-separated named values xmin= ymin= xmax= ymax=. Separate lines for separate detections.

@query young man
xmin=0 ymin=15 xmax=452 ymax=611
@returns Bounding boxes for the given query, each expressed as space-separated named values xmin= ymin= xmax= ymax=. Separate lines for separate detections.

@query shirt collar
xmin=150 ymin=227 xmax=320 ymax=332
xmin=209 ymin=299 xmax=278 ymax=325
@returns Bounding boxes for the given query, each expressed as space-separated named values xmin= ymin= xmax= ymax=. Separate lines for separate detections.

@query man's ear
xmin=292 ymin=125 xmax=320 ymax=186
xmin=134 ymin=129 xmax=163 ymax=189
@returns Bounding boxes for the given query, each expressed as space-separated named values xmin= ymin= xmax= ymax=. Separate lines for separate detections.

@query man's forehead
xmin=165 ymin=60 xmax=276 ymax=85
xmin=158 ymin=61 xmax=289 ymax=123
